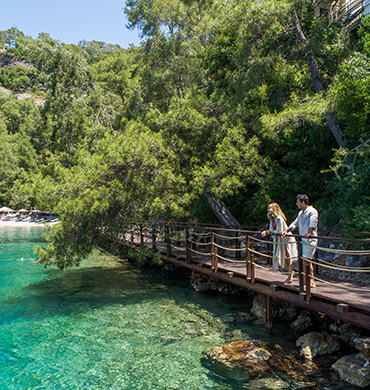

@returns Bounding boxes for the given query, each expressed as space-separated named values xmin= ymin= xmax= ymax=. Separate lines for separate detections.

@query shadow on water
xmin=1 ymin=265 xmax=159 ymax=323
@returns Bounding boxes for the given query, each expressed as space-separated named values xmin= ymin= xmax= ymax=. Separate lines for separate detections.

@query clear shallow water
xmin=0 ymin=226 xmax=354 ymax=390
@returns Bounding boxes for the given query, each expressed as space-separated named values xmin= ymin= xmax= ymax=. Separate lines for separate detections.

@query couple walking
xmin=261 ymin=194 xmax=318 ymax=287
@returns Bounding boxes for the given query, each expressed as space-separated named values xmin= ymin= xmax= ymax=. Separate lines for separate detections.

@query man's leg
xmin=303 ymin=258 xmax=316 ymax=287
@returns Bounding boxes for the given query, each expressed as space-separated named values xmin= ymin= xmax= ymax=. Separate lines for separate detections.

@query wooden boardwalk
xmin=166 ymin=245 xmax=370 ymax=329
xmin=129 ymin=225 xmax=370 ymax=330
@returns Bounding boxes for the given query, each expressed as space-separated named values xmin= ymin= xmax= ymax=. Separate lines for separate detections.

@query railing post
xmin=140 ymin=224 xmax=143 ymax=247
xmin=267 ymin=236 xmax=272 ymax=265
xmin=185 ymin=227 xmax=190 ymax=264
xmin=246 ymin=235 xmax=251 ymax=279
xmin=305 ymin=264 xmax=311 ymax=302
xmin=211 ymin=231 xmax=215 ymax=270
xmin=192 ymin=229 xmax=197 ymax=252
xmin=236 ymin=231 xmax=240 ymax=260
xmin=188 ymin=230 xmax=192 ymax=264
xmin=175 ymin=224 xmax=180 ymax=246
xmin=314 ymin=250 xmax=319 ymax=275
xmin=214 ymin=246 xmax=218 ymax=273
xmin=265 ymin=295 xmax=273 ymax=331
xmin=298 ymin=237 xmax=304 ymax=293
xmin=251 ymin=254 xmax=255 ymax=285
xmin=166 ymin=225 xmax=171 ymax=258
xmin=152 ymin=225 xmax=157 ymax=251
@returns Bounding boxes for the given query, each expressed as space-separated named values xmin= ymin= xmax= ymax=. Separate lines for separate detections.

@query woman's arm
xmin=274 ymin=216 xmax=285 ymax=234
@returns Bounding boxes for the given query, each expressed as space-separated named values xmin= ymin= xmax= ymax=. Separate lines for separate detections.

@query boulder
xmin=332 ymin=353 xmax=370 ymax=388
xmin=203 ymin=339 xmax=319 ymax=385
xmin=290 ymin=311 xmax=313 ymax=332
xmin=329 ymin=320 xmax=362 ymax=346
xmin=353 ymin=337 xmax=370 ymax=359
xmin=296 ymin=332 xmax=340 ymax=360
xmin=338 ymin=323 xmax=362 ymax=345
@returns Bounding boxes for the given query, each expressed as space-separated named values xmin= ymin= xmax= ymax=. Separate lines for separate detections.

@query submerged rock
xmin=248 ymin=377 xmax=290 ymax=389
xmin=221 ymin=312 xmax=256 ymax=323
xmin=203 ymin=339 xmax=319 ymax=385
xmin=296 ymin=332 xmax=340 ymax=360
xmin=332 ymin=353 xmax=370 ymax=388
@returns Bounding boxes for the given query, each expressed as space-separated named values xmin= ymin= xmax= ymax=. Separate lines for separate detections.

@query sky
xmin=1 ymin=0 xmax=142 ymax=48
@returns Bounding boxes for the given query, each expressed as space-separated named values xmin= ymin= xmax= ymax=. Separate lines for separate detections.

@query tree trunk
xmin=203 ymin=192 xmax=240 ymax=227
xmin=292 ymin=9 xmax=347 ymax=148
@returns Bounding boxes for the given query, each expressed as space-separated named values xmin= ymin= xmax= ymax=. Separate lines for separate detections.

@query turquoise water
xmin=0 ymin=226 xmax=352 ymax=389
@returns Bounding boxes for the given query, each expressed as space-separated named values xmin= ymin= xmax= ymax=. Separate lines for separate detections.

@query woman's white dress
xmin=269 ymin=216 xmax=298 ymax=271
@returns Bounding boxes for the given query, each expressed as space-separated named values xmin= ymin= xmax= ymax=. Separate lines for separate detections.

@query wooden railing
xmin=126 ymin=222 xmax=370 ymax=305
xmin=122 ymin=221 xmax=370 ymax=328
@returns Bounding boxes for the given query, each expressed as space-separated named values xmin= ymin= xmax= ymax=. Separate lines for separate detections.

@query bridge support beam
xmin=265 ymin=295 xmax=273 ymax=330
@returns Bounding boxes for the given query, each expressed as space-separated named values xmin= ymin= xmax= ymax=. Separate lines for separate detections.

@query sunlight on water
xmin=0 ymin=226 xmax=354 ymax=389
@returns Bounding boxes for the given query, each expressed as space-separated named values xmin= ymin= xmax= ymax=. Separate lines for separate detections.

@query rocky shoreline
xmin=188 ymin=271 xmax=370 ymax=388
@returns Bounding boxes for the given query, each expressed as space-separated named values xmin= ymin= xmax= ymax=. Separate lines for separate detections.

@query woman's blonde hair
xmin=267 ymin=203 xmax=287 ymax=222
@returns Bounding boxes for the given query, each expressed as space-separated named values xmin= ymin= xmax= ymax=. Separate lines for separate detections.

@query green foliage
xmin=1 ymin=2 xmax=369 ymax=268
xmin=326 ymin=142 xmax=370 ymax=231
xmin=328 ymin=52 xmax=370 ymax=144
xmin=0 ymin=112 xmax=39 ymax=205
xmin=93 ymin=49 xmax=141 ymax=107
xmin=34 ymin=125 xmax=187 ymax=267
xmin=120 ymin=244 xmax=163 ymax=266
xmin=0 ymin=65 xmax=38 ymax=90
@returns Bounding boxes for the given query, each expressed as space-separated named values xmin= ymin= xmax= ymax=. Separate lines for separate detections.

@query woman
xmin=261 ymin=203 xmax=298 ymax=284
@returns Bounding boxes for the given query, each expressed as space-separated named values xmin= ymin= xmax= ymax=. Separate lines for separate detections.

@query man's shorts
xmin=302 ymin=237 xmax=317 ymax=259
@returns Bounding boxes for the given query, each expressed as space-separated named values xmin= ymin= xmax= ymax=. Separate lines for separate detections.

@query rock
xmin=190 ymin=272 xmax=242 ymax=295
xmin=218 ymin=286 xmax=229 ymax=294
xmin=353 ymin=337 xmax=370 ymax=359
xmin=250 ymin=294 xmax=266 ymax=318
xmin=164 ymin=262 xmax=176 ymax=271
xmin=235 ymin=312 xmax=256 ymax=322
xmin=296 ymin=332 xmax=340 ymax=360
xmin=251 ymin=293 xmax=299 ymax=321
xmin=332 ymin=353 xmax=370 ymax=388
xmin=248 ymin=377 xmax=290 ymax=389
xmin=0 ymin=86 xmax=12 ymax=95
xmin=203 ymin=339 xmax=319 ymax=384
xmin=290 ymin=311 xmax=313 ymax=332
xmin=345 ymin=255 xmax=369 ymax=268
xmin=221 ymin=312 xmax=256 ymax=323
xmin=193 ymin=282 xmax=210 ymax=292
xmin=337 ymin=323 xmax=361 ymax=345
xmin=301 ymin=345 xmax=313 ymax=361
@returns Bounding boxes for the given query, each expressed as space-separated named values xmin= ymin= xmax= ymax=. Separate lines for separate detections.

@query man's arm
xmin=282 ymin=215 xmax=299 ymax=236
xmin=302 ymin=227 xmax=314 ymax=238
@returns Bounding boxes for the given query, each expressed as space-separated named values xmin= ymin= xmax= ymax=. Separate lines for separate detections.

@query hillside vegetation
xmin=1 ymin=0 xmax=370 ymax=267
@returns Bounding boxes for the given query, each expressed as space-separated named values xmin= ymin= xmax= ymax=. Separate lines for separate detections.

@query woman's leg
xmin=283 ymin=261 xmax=294 ymax=284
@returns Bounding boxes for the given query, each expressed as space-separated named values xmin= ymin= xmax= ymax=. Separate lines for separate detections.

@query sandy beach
xmin=0 ymin=220 xmax=59 ymax=228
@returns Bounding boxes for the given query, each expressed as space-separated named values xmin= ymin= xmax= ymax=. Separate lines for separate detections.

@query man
xmin=282 ymin=194 xmax=318 ymax=287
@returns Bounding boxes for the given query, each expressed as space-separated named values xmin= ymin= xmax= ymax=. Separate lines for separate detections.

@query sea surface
xmin=0 ymin=226 xmax=356 ymax=389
